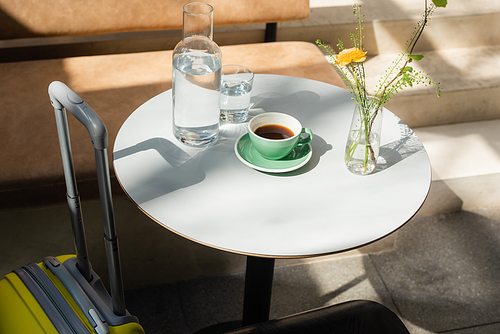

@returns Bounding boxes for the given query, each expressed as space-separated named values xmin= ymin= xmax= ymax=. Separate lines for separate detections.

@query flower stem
xmin=379 ymin=2 xmax=431 ymax=102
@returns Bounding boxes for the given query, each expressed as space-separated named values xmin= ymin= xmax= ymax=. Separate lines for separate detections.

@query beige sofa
xmin=0 ymin=0 xmax=344 ymax=209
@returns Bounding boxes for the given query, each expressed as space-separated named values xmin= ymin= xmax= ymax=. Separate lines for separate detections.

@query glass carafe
xmin=172 ymin=2 xmax=222 ymax=147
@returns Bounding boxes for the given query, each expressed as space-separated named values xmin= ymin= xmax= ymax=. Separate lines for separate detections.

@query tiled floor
xmin=124 ymin=207 xmax=500 ymax=334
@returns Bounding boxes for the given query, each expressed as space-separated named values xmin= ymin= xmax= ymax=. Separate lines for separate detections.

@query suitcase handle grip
xmin=49 ymin=81 xmax=108 ymax=150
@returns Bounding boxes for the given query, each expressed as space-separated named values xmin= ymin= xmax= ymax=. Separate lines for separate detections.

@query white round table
xmin=113 ymin=74 xmax=431 ymax=325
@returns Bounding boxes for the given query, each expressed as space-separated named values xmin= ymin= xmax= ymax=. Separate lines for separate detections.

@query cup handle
xmin=297 ymin=128 xmax=313 ymax=146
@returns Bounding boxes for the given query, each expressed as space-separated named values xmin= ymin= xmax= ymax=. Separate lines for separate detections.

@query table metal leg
xmin=242 ymin=256 xmax=275 ymax=326
xmin=265 ymin=23 xmax=277 ymax=42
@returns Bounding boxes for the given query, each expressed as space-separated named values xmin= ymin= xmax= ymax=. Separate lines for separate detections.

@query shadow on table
xmin=263 ymin=134 xmax=333 ymax=177
xmin=373 ymin=122 xmax=425 ymax=174
xmin=250 ymin=89 xmax=349 ymax=126
xmin=113 ymin=137 xmax=206 ymax=203
xmin=114 ymin=137 xmax=196 ymax=166
xmin=251 ymin=90 xmax=323 ymax=114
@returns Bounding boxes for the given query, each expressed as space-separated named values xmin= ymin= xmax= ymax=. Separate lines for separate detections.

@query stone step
xmin=221 ymin=0 xmax=500 ymax=129
xmin=278 ymin=0 xmax=500 ymax=54
xmin=366 ymin=44 xmax=500 ymax=127
xmin=214 ymin=0 xmax=500 ymax=53
xmin=319 ymin=43 xmax=500 ymax=128
xmin=415 ymin=119 xmax=500 ymax=215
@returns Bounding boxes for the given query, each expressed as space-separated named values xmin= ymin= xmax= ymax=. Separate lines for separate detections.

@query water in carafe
xmin=173 ymin=47 xmax=221 ymax=146
xmin=172 ymin=3 xmax=222 ymax=147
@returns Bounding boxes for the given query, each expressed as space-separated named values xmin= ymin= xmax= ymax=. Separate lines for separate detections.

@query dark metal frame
xmin=242 ymin=257 xmax=275 ymax=326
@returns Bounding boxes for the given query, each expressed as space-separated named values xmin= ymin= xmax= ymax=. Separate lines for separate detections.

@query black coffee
xmin=255 ymin=124 xmax=294 ymax=140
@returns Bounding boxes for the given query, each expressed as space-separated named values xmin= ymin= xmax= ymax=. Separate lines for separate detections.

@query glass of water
xmin=220 ymin=65 xmax=254 ymax=123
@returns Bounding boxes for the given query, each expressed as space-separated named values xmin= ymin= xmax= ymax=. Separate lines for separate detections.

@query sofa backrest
xmin=0 ymin=0 xmax=309 ymax=39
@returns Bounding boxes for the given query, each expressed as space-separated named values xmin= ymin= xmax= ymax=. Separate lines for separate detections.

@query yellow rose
xmin=335 ymin=47 xmax=367 ymax=66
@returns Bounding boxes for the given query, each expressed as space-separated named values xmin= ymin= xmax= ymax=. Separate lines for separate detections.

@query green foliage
xmin=316 ymin=1 xmax=442 ymax=111
xmin=432 ymin=0 xmax=447 ymax=7
xmin=409 ymin=54 xmax=424 ymax=61
xmin=322 ymin=1 xmax=445 ymax=173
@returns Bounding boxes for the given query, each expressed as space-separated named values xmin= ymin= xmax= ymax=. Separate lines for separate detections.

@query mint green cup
xmin=248 ymin=112 xmax=313 ymax=160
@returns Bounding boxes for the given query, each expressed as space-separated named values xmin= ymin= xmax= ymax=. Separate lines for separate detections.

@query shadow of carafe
xmin=113 ymin=137 xmax=206 ymax=204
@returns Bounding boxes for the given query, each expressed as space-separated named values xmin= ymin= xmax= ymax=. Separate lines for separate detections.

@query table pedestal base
xmin=242 ymin=256 xmax=275 ymax=326
xmin=194 ymin=256 xmax=275 ymax=333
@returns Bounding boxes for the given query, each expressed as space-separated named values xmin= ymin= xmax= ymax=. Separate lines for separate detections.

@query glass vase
xmin=345 ymin=98 xmax=383 ymax=175
xmin=172 ymin=2 xmax=222 ymax=147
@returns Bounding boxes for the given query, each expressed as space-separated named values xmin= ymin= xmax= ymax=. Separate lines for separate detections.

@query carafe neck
xmin=182 ymin=2 xmax=214 ymax=40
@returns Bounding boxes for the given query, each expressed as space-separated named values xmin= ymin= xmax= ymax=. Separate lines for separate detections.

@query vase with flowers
xmin=317 ymin=0 xmax=445 ymax=175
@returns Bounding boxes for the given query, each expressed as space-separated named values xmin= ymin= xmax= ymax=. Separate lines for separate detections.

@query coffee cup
xmin=248 ymin=112 xmax=313 ymax=160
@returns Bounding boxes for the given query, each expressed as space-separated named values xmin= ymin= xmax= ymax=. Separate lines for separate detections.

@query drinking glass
xmin=220 ymin=65 xmax=254 ymax=123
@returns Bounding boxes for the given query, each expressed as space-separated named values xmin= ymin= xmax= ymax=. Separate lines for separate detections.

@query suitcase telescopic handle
xmin=49 ymin=81 xmax=108 ymax=150
xmin=49 ymin=81 xmax=126 ymax=317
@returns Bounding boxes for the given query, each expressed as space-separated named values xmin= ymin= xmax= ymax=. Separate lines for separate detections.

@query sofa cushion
xmin=0 ymin=0 xmax=309 ymax=39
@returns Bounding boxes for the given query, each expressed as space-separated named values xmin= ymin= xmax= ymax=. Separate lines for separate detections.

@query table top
xmin=113 ymin=74 xmax=431 ymax=258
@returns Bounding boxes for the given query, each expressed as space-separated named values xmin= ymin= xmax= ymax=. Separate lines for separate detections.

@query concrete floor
xmin=123 ymin=206 xmax=500 ymax=334
xmin=2 ymin=187 xmax=499 ymax=333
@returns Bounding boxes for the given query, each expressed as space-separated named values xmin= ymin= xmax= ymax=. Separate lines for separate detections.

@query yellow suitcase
xmin=0 ymin=82 xmax=145 ymax=334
